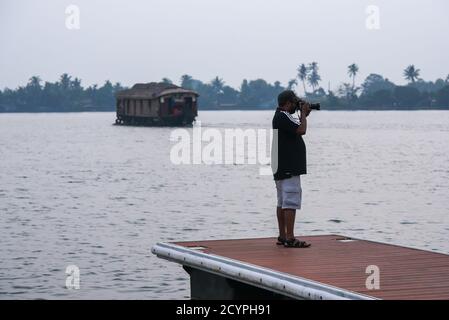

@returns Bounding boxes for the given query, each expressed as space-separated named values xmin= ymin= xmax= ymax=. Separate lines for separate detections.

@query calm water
xmin=0 ymin=110 xmax=448 ymax=299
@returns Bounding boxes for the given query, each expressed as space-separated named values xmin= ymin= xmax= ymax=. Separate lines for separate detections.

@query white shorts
xmin=275 ymin=175 xmax=302 ymax=210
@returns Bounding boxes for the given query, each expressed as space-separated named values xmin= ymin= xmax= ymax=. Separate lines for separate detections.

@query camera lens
xmin=310 ymin=103 xmax=321 ymax=110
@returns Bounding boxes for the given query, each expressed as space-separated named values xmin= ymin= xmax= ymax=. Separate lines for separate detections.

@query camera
xmin=296 ymin=98 xmax=321 ymax=111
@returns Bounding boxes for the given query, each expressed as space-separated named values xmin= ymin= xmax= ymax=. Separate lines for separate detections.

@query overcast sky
xmin=1 ymin=0 xmax=448 ymax=92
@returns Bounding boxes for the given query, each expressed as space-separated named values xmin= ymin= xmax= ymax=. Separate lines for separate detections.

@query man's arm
xmin=296 ymin=104 xmax=310 ymax=136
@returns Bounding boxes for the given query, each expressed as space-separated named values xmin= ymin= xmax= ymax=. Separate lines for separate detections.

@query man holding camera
xmin=272 ymin=90 xmax=312 ymax=248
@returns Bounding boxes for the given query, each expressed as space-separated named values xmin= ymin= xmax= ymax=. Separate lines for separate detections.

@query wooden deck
xmin=169 ymin=235 xmax=449 ymax=300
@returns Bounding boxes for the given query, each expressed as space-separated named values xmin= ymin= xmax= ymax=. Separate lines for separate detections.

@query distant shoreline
xmin=1 ymin=107 xmax=449 ymax=113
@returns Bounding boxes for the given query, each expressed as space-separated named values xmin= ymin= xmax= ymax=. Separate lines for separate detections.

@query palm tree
xmin=210 ymin=76 xmax=225 ymax=107
xmin=28 ymin=76 xmax=42 ymax=89
xmin=297 ymin=64 xmax=308 ymax=95
xmin=180 ymin=74 xmax=193 ymax=88
xmin=211 ymin=76 xmax=224 ymax=93
xmin=273 ymin=81 xmax=283 ymax=94
xmin=239 ymin=79 xmax=250 ymax=106
xmin=347 ymin=63 xmax=359 ymax=92
xmin=71 ymin=77 xmax=82 ymax=90
xmin=274 ymin=81 xmax=281 ymax=89
xmin=403 ymin=65 xmax=420 ymax=83
xmin=287 ymin=79 xmax=297 ymax=90
xmin=307 ymin=62 xmax=321 ymax=93
xmin=59 ymin=73 xmax=72 ymax=90
xmin=161 ymin=78 xmax=173 ymax=84
xmin=113 ymin=82 xmax=123 ymax=93
xmin=26 ymin=76 xmax=43 ymax=106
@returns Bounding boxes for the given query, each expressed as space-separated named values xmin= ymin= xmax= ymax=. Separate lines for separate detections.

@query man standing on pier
xmin=272 ymin=90 xmax=311 ymax=248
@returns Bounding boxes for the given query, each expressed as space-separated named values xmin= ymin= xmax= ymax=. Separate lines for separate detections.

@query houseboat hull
xmin=115 ymin=114 xmax=196 ymax=126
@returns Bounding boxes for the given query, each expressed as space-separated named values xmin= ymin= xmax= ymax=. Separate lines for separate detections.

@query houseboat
xmin=115 ymin=82 xmax=199 ymax=126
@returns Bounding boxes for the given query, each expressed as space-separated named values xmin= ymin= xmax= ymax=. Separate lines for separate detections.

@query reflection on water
xmin=0 ymin=111 xmax=448 ymax=299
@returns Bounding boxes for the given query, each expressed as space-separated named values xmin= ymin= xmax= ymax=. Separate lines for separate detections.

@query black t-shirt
xmin=271 ymin=108 xmax=307 ymax=180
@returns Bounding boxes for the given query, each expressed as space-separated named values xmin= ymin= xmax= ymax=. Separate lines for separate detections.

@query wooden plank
xmin=174 ymin=235 xmax=449 ymax=300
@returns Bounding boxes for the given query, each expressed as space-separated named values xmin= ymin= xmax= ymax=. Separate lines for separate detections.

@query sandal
xmin=284 ymin=238 xmax=311 ymax=248
xmin=276 ymin=236 xmax=286 ymax=245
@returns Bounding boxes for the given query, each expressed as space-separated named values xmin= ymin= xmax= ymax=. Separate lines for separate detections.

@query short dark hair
xmin=277 ymin=90 xmax=297 ymax=107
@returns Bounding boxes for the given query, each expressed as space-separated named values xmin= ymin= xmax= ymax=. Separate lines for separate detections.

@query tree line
xmin=1 ymin=64 xmax=449 ymax=112
xmin=0 ymin=74 xmax=125 ymax=112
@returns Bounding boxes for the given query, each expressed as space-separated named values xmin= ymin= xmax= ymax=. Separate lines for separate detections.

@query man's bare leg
xmin=284 ymin=209 xmax=296 ymax=240
xmin=276 ymin=207 xmax=286 ymax=239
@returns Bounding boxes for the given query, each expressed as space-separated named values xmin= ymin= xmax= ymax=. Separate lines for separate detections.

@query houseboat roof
xmin=116 ymin=82 xmax=198 ymax=99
